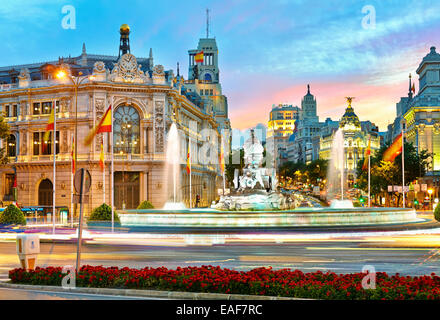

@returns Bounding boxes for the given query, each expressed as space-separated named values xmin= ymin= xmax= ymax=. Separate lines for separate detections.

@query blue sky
xmin=1 ymin=0 xmax=440 ymax=131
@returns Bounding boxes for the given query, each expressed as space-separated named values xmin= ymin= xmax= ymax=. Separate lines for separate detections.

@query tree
xmin=0 ymin=114 xmax=10 ymax=164
xmin=305 ymin=159 xmax=328 ymax=185
xmin=355 ymin=141 xmax=432 ymax=206
xmin=0 ymin=204 xmax=26 ymax=225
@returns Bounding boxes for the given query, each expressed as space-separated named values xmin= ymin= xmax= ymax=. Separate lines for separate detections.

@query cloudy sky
xmin=1 ymin=0 xmax=440 ymax=131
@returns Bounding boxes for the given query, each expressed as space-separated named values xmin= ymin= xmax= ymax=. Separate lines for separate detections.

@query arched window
xmin=113 ymin=105 xmax=140 ymax=154
xmin=7 ymin=134 xmax=16 ymax=157
xmin=204 ymin=73 xmax=212 ymax=82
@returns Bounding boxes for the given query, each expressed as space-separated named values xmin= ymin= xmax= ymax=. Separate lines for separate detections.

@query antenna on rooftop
xmin=206 ymin=8 xmax=210 ymax=38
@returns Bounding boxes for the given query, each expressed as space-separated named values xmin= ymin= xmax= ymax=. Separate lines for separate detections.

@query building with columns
xmin=319 ymin=98 xmax=381 ymax=188
xmin=185 ymin=37 xmax=231 ymax=134
xmin=0 ymin=25 xmax=223 ymax=211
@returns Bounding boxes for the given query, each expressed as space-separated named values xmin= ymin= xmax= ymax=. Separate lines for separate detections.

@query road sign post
xmin=74 ymin=168 xmax=91 ymax=274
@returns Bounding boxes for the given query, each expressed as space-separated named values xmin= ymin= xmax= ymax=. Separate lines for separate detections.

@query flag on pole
xmin=42 ymin=106 xmax=55 ymax=153
xmin=195 ymin=51 xmax=204 ymax=63
xmin=411 ymin=83 xmax=416 ymax=94
xmin=383 ymin=133 xmax=403 ymax=162
xmin=186 ymin=140 xmax=191 ymax=174
xmin=71 ymin=136 xmax=75 ymax=174
xmin=84 ymin=105 xmax=112 ymax=146
xmin=43 ymin=106 xmax=55 ymax=142
xmin=99 ymin=140 xmax=105 ymax=172
xmin=362 ymin=137 xmax=371 ymax=171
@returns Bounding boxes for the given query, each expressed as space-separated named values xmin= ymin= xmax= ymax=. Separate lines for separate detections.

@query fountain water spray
xmin=327 ymin=128 xmax=353 ymax=208
xmin=163 ymin=122 xmax=186 ymax=210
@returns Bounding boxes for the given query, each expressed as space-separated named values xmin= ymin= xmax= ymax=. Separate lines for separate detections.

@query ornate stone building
xmin=0 ymin=25 xmax=223 ymax=211
xmin=319 ymin=98 xmax=380 ymax=188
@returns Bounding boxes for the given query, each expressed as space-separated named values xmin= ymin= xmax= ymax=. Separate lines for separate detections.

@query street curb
xmin=0 ymin=281 xmax=307 ymax=300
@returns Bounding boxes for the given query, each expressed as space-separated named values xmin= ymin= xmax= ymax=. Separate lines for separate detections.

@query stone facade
xmin=0 ymin=26 xmax=223 ymax=213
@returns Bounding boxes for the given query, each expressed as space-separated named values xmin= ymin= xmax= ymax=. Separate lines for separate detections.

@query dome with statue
xmin=339 ymin=97 xmax=361 ymax=130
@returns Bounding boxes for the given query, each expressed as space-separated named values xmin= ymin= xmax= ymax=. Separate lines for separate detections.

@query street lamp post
xmin=56 ymin=70 xmax=94 ymax=217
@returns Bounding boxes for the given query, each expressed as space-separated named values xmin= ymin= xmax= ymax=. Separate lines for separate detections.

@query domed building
xmin=320 ymin=98 xmax=380 ymax=188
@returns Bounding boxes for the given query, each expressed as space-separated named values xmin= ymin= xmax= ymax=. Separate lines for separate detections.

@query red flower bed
xmin=8 ymin=265 xmax=440 ymax=300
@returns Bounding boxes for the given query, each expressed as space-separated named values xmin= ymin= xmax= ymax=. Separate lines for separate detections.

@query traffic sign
xmin=74 ymin=169 xmax=91 ymax=194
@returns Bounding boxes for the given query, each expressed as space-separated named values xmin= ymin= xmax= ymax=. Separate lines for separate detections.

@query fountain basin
xmin=119 ymin=207 xmax=420 ymax=228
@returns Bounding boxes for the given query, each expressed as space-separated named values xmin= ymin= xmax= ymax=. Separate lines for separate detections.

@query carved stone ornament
xmin=152 ymin=65 xmax=166 ymax=84
xmin=18 ymin=68 xmax=30 ymax=81
xmin=153 ymin=64 xmax=164 ymax=75
xmin=110 ymin=53 xmax=148 ymax=84
xmin=93 ymin=61 xmax=106 ymax=74
xmin=154 ymin=101 xmax=164 ymax=152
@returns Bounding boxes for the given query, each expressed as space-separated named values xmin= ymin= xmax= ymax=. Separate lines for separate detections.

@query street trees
xmin=355 ymin=142 xmax=431 ymax=206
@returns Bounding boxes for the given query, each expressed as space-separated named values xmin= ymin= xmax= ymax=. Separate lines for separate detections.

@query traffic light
xmin=359 ymin=197 xmax=365 ymax=203
xmin=414 ymin=199 xmax=419 ymax=205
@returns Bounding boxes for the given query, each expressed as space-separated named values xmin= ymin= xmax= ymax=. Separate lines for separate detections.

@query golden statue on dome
xmin=345 ymin=96 xmax=355 ymax=108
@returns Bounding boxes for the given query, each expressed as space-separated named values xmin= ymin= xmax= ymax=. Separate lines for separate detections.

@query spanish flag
xmin=220 ymin=141 xmax=225 ymax=175
xmin=411 ymin=83 xmax=416 ymax=94
xmin=99 ymin=140 xmax=105 ymax=172
xmin=84 ymin=105 xmax=112 ymax=146
xmin=42 ymin=106 xmax=55 ymax=153
xmin=383 ymin=133 xmax=403 ymax=162
xmin=362 ymin=137 xmax=371 ymax=171
xmin=186 ymin=140 xmax=191 ymax=175
xmin=71 ymin=136 xmax=75 ymax=174
xmin=43 ymin=106 xmax=55 ymax=143
xmin=195 ymin=51 xmax=204 ymax=63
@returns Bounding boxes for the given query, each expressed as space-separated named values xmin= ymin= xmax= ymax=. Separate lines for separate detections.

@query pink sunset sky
xmin=1 ymin=0 xmax=440 ymax=133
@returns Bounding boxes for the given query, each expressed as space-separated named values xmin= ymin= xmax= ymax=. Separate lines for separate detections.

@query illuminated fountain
xmin=162 ymin=122 xmax=186 ymax=210
xmin=118 ymin=109 xmax=419 ymax=229
xmin=327 ymin=128 xmax=354 ymax=209
xmin=213 ymin=129 xmax=289 ymax=210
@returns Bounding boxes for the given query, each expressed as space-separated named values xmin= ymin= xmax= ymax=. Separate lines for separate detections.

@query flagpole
xmin=102 ymin=140 xmax=106 ymax=204
xmin=368 ymin=152 xmax=371 ymax=207
xmin=222 ymin=137 xmax=226 ymax=195
xmin=189 ymin=138 xmax=192 ymax=208
xmin=70 ymin=136 xmax=73 ymax=228
xmin=402 ymin=120 xmax=405 ymax=208
xmin=111 ymin=101 xmax=114 ymax=232
xmin=52 ymin=103 xmax=56 ymax=234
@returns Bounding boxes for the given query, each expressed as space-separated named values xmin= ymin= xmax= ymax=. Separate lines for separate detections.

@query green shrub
xmin=0 ymin=204 xmax=26 ymax=225
xmin=434 ymin=203 xmax=440 ymax=222
xmin=137 ymin=200 xmax=154 ymax=209
xmin=87 ymin=203 xmax=120 ymax=223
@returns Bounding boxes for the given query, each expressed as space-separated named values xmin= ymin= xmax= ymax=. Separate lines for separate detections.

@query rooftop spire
xmin=307 ymin=84 xmax=310 ymax=94
xmin=408 ymin=73 xmax=413 ymax=99
xmin=149 ymin=48 xmax=153 ymax=58
xmin=177 ymin=62 xmax=180 ymax=76
xmin=82 ymin=42 xmax=86 ymax=55
xmin=118 ymin=24 xmax=130 ymax=57
xmin=206 ymin=8 xmax=210 ymax=38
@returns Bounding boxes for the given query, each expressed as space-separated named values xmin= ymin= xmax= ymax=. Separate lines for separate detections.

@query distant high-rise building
xmin=267 ymin=104 xmax=300 ymax=168
xmin=300 ymin=84 xmax=318 ymax=122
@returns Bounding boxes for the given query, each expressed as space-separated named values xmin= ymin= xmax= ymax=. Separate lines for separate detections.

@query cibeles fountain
xmin=118 ymin=114 xmax=420 ymax=229
xmin=213 ymin=130 xmax=290 ymax=210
